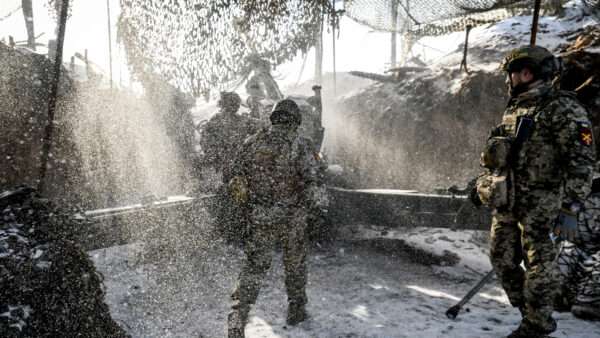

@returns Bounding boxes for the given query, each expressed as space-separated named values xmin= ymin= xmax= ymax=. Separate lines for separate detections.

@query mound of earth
xmin=0 ymin=187 xmax=129 ymax=337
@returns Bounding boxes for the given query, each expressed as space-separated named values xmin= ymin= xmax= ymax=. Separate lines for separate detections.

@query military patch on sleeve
xmin=578 ymin=122 xmax=594 ymax=146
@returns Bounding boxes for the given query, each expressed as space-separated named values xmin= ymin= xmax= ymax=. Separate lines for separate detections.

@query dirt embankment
xmin=329 ymin=68 xmax=507 ymax=191
xmin=0 ymin=188 xmax=130 ymax=337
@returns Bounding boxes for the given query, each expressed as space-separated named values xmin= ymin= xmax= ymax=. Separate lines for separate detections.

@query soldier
xmin=555 ymin=183 xmax=600 ymax=320
xmin=199 ymin=91 xmax=258 ymax=240
xmin=199 ymin=91 xmax=258 ymax=184
xmin=474 ymin=46 xmax=596 ymax=337
xmin=226 ymin=99 xmax=325 ymax=338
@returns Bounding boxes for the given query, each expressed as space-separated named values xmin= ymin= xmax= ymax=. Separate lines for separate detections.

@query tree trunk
xmin=22 ymin=0 xmax=35 ymax=50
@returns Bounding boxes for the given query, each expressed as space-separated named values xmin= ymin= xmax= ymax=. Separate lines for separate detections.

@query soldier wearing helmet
xmin=199 ymin=91 xmax=257 ymax=184
xmin=227 ymin=99 xmax=325 ymax=338
xmin=198 ymin=91 xmax=259 ymax=241
xmin=474 ymin=45 xmax=596 ymax=337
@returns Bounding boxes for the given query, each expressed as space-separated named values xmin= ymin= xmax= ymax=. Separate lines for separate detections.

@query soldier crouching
xmin=474 ymin=46 xmax=596 ymax=338
xmin=226 ymin=99 xmax=325 ymax=338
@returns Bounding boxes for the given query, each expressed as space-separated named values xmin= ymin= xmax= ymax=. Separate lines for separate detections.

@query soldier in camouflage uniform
xmin=226 ymin=99 xmax=324 ymax=338
xmin=475 ymin=46 xmax=596 ymax=337
xmin=199 ymin=91 xmax=258 ymax=184
xmin=199 ymin=92 xmax=259 ymax=240
xmin=555 ymin=187 xmax=600 ymax=321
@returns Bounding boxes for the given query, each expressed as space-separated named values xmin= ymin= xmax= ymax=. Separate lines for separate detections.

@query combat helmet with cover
xmin=270 ymin=99 xmax=302 ymax=127
xmin=502 ymin=45 xmax=559 ymax=81
xmin=218 ymin=91 xmax=242 ymax=111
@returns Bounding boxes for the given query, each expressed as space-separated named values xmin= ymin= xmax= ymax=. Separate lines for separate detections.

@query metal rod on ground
xmin=459 ymin=24 xmax=473 ymax=73
xmin=38 ymin=0 xmax=69 ymax=192
xmin=107 ymin=0 xmax=113 ymax=89
xmin=446 ymin=269 xmax=495 ymax=320
xmin=530 ymin=0 xmax=542 ymax=46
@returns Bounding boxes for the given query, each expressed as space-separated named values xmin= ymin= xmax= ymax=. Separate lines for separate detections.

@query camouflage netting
xmin=0 ymin=187 xmax=130 ymax=337
xmin=117 ymin=0 xmax=329 ymax=97
xmin=343 ymin=0 xmax=581 ymax=36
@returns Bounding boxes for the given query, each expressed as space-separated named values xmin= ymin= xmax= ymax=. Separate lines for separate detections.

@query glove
xmin=553 ymin=202 xmax=581 ymax=242
xmin=469 ymin=185 xmax=483 ymax=207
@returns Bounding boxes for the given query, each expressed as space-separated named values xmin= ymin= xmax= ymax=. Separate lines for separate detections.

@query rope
xmin=0 ymin=5 xmax=22 ymax=22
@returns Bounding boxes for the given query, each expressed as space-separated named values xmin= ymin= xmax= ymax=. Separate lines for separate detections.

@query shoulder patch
xmin=578 ymin=121 xmax=594 ymax=146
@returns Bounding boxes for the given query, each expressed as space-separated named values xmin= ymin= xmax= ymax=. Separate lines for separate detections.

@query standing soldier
xmin=226 ymin=99 xmax=324 ymax=338
xmin=474 ymin=46 xmax=596 ymax=337
xmin=199 ymin=91 xmax=258 ymax=239
xmin=555 ymin=184 xmax=600 ymax=320
xmin=199 ymin=91 xmax=258 ymax=184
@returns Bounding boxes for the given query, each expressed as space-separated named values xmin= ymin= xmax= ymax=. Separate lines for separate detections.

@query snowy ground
xmin=91 ymin=223 xmax=600 ymax=338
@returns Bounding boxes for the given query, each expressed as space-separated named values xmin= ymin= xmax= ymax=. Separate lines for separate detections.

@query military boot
xmin=286 ymin=302 xmax=308 ymax=326
xmin=506 ymin=318 xmax=556 ymax=338
xmin=227 ymin=311 xmax=246 ymax=338
xmin=572 ymin=303 xmax=600 ymax=321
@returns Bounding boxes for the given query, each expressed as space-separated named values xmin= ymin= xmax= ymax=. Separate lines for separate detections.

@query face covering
xmin=507 ymin=73 xmax=534 ymax=98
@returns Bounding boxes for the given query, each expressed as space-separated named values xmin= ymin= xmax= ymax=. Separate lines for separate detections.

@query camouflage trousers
xmin=228 ymin=206 xmax=308 ymax=335
xmin=555 ymin=193 xmax=600 ymax=311
xmin=556 ymin=244 xmax=600 ymax=309
xmin=490 ymin=204 xmax=559 ymax=333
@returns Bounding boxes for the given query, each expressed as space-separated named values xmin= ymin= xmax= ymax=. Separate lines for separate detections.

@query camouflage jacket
xmin=232 ymin=127 xmax=324 ymax=208
xmin=489 ymin=81 xmax=596 ymax=207
xmin=199 ymin=112 xmax=258 ymax=183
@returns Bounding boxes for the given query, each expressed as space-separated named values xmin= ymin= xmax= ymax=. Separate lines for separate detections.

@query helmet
xmin=218 ymin=91 xmax=241 ymax=111
xmin=269 ymin=99 xmax=302 ymax=126
xmin=502 ymin=45 xmax=557 ymax=80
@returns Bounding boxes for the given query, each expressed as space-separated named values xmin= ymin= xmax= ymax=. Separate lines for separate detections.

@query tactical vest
xmin=245 ymin=132 xmax=304 ymax=205
xmin=477 ymin=88 xmax=576 ymax=209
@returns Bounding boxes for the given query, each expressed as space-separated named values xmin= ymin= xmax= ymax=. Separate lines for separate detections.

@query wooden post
xmin=314 ymin=7 xmax=324 ymax=85
xmin=38 ymin=0 xmax=70 ymax=192
xmin=84 ymin=48 xmax=90 ymax=78
xmin=331 ymin=0 xmax=337 ymax=96
xmin=391 ymin=0 xmax=399 ymax=68
xmin=530 ymin=0 xmax=542 ymax=46
xmin=22 ymin=0 xmax=35 ymax=50
xmin=107 ymin=0 xmax=113 ymax=89
xmin=459 ymin=24 xmax=473 ymax=73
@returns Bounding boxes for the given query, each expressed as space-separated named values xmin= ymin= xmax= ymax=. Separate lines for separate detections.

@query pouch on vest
xmin=480 ymin=137 xmax=512 ymax=170
xmin=476 ymin=172 xmax=510 ymax=209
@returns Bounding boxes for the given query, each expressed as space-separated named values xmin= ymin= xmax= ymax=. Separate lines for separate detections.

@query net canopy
xmin=118 ymin=0 xmax=329 ymax=97
xmin=343 ymin=0 xmax=596 ymax=36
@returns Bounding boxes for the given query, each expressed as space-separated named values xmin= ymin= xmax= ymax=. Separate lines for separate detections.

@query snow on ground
xmin=91 ymin=223 xmax=600 ymax=338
